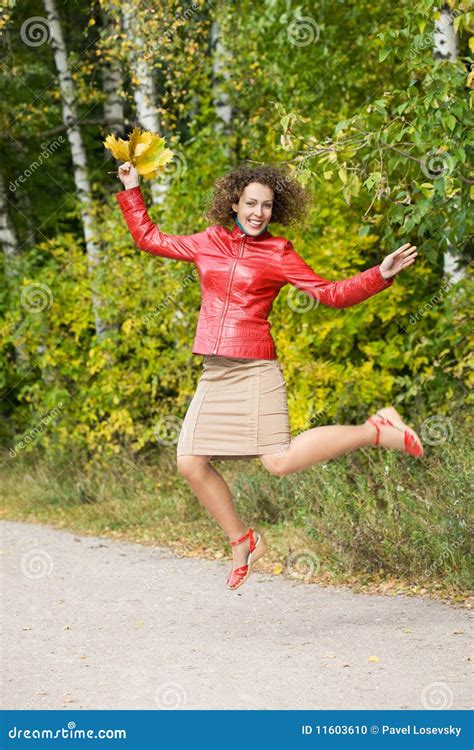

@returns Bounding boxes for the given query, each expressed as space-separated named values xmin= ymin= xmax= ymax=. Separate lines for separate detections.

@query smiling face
xmin=232 ymin=182 xmax=274 ymax=236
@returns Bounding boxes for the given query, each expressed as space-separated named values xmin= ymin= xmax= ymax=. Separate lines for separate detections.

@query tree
xmin=433 ymin=4 xmax=465 ymax=281
xmin=277 ymin=1 xmax=473 ymax=275
xmin=43 ymin=0 xmax=108 ymax=339
xmin=0 ymin=171 xmax=29 ymax=367
xmin=121 ymin=1 xmax=169 ymax=205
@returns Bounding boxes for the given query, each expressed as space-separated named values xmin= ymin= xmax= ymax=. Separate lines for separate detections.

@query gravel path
xmin=2 ymin=520 xmax=472 ymax=710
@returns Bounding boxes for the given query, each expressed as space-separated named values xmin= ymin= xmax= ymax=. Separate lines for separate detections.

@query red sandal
xmin=366 ymin=407 xmax=424 ymax=458
xmin=226 ymin=528 xmax=267 ymax=591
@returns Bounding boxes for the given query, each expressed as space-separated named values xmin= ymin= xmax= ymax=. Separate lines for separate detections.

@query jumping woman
xmin=116 ymin=161 xmax=423 ymax=592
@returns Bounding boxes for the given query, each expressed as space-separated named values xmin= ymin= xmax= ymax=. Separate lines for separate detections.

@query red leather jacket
xmin=116 ymin=186 xmax=394 ymax=359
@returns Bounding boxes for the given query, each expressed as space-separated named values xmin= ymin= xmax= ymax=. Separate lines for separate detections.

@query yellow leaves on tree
xmin=103 ymin=126 xmax=174 ymax=180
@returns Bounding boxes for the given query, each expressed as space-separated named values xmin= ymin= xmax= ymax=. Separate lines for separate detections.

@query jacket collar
xmin=229 ymin=222 xmax=272 ymax=243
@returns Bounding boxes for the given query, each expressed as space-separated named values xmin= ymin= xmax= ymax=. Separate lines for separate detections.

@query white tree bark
xmin=433 ymin=7 xmax=458 ymax=61
xmin=0 ymin=173 xmax=20 ymax=270
xmin=43 ymin=0 xmax=108 ymax=338
xmin=101 ymin=9 xmax=125 ymax=139
xmin=102 ymin=63 xmax=125 ymax=135
xmin=0 ymin=173 xmax=35 ymax=368
xmin=211 ymin=20 xmax=233 ymax=136
xmin=121 ymin=2 xmax=169 ymax=206
xmin=433 ymin=7 xmax=464 ymax=282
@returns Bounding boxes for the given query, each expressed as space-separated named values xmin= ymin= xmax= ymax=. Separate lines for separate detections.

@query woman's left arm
xmin=281 ymin=240 xmax=417 ymax=309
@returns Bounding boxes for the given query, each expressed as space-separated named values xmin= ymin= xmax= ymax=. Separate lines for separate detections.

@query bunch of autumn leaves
xmin=103 ymin=127 xmax=174 ymax=179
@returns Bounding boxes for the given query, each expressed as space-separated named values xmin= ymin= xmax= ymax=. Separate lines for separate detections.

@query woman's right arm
xmin=116 ymin=162 xmax=206 ymax=263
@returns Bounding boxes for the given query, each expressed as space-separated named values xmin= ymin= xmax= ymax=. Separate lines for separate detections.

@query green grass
xmin=1 ymin=412 xmax=472 ymax=605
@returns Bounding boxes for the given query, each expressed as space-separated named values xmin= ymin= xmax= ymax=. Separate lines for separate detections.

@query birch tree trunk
xmin=101 ymin=9 xmax=125 ymax=141
xmin=43 ymin=0 xmax=108 ymax=338
xmin=433 ymin=6 xmax=458 ymax=61
xmin=0 ymin=172 xmax=21 ymax=276
xmin=211 ymin=20 xmax=233 ymax=138
xmin=101 ymin=7 xmax=126 ymax=201
xmin=121 ymin=2 xmax=169 ymax=206
xmin=433 ymin=6 xmax=464 ymax=282
xmin=0 ymin=173 xmax=37 ymax=369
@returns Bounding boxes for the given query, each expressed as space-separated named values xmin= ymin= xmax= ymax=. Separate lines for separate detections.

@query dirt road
xmin=2 ymin=520 xmax=471 ymax=710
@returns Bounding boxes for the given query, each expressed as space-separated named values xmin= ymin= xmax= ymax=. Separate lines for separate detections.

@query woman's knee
xmin=258 ymin=453 xmax=288 ymax=476
xmin=177 ymin=455 xmax=211 ymax=479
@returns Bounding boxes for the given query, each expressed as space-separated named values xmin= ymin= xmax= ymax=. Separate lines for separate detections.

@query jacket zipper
xmin=212 ymin=233 xmax=246 ymax=355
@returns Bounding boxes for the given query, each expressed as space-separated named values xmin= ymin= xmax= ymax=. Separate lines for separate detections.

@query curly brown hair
xmin=204 ymin=164 xmax=311 ymax=228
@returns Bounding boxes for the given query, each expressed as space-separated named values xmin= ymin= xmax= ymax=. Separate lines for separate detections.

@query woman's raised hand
xmin=379 ymin=243 xmax=419 ymax=279
xmin=118 ymin=161 xmax=140 ymax=189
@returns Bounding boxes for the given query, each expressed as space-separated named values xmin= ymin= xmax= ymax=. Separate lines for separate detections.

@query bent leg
xmin=259 ymin=423 xmax=374 ymax=476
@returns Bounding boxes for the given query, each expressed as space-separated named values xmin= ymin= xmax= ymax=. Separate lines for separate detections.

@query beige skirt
xmin=177 ymin=355 xmax=291 ymax=460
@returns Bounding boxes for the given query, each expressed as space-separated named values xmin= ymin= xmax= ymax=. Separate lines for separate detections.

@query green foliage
xmin=0 ymin=0 xmax=472 ymax=464
xmin=1 ymin=404 xmax=471 ymax=598
xmin=277 ymin=1 xmax=473 ymax=265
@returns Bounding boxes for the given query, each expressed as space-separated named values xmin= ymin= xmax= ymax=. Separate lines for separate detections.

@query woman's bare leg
xmin=261 ymin=420 xmax=408 ymax=475
xmin=177 ymin=456 xmax=252 ymax=568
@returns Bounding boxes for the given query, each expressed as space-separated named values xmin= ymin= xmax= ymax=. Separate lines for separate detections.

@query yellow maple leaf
xmin=103 ymin=134 xmax=129 ymax=162
xmin=103 ymin=127 xmax=174 ymax=180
